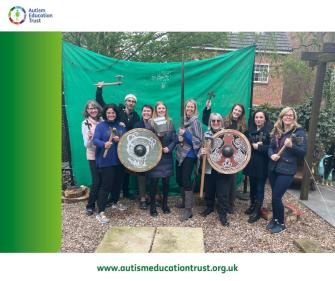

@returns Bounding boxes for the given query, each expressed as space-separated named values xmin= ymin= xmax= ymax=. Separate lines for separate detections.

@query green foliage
xmin=282 ymin=55 xmax=314 ymax=104
xmin=62 ymin=32 xmax=229 ymax=62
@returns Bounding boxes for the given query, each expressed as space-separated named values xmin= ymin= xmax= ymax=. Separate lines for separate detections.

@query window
xmin=254 ymin=64 xmax=269 ymax=84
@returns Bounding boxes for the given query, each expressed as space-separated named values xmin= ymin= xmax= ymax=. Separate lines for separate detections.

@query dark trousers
xmin=176 ymin=157 xmax=196 ymax=191
xmin=150 ymin=177 xmax=169 ymax=199
xmin=268 ymin=170 xmax=293 ymax=224
xmin=122 ymin=172 xmax=130 ymax=197
xmin=98 ymin=165 xmax=125 ymax=213
xmin=86 ymin=160 xmax=101 ymax=210
xmin=249 ymin=176 xmax=266 ymax=206
xmin=204 ymin=170 xmax=231 ymax=216
xmin=228 ymin=174 xmax=236 ymax=208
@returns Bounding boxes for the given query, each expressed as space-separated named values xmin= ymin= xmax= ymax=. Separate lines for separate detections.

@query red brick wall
xmin=252 ymin=55 xmax=284 ymax=106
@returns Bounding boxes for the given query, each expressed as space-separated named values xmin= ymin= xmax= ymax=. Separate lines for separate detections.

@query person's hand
xmin=200 ymin=147 xmax=208 ymax=155
xmin=97 ymin=81 xmax=104 ymax=88
xmin=163 ymin=147 xmax=169 ymax=153
xmin=87 ymin=130 xmax=93 ymax=140
xmin=104 ymin=141 xmax=112 ymax=149
xmin=206 ymin=99 xmax=212 ymax=110
xmin=284 ymin=138 xmax=293 ymax=148
xmin=179 ymin=128 xmax=186 ymax=135
xmin=178 ymin=135 xmax=184 ymax=143
xmin=271 ymin=154 xmax=280 ymax=161
xmin=252 ymin=143 xmax=258 ymax=150
xmin=119 ymin=122 xmax=126 ymax=128
xmin=112 ymin=136 xmax=120 ymax=142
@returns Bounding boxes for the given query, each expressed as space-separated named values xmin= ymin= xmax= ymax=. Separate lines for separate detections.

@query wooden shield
xmin=207 ymin=129 xmax=251 ymax=174
xmin=117 ymin=128 xmax=162 ymax=172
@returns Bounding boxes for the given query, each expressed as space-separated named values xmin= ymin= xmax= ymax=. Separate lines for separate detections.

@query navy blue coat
xmin=244 ymin=125 xmax=272 ymax=179
xmin=268 ymin=127 xmax=307 ymax=175
xmin=147 ymin=122 xmax=177 ymax=178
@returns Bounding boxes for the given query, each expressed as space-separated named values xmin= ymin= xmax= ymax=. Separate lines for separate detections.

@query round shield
xmin=207 ymin=129 xmax=251 ymax=174
xmin=117 ymin=128 xmax=162 ymax=173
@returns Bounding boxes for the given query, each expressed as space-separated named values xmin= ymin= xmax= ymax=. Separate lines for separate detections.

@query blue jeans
xmin=268 ymin=171 xmax=293 ymax=224
xmin=249 ymin=176 xmax=266 ymax=206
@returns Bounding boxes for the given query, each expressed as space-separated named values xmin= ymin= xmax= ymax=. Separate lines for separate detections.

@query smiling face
xmin=185 ymin=101 xmax=196 ymax=118
xmin=87 ymin=103 xmax=99 ymax=118
xmin=125 ymin=97 xmax=136 ymax=111
xmin=232 ymin=105 xmax=243 ymax=120
xmin=142 ymin=106 xmax=153 ymax=121
xmin=106 ymin=107 xmax=116 ymax=121
xmin=282 ymin=109 xmax=295 ymax=127
xmin=254 ymin=112 xmax=266 ymax=128
xmin=156 ymin=103 xmax=167 ymax=117
xmin=210 ymin=117 xmax=222 ymax=131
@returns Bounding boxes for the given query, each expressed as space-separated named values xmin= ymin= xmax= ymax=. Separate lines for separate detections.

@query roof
xmin=202 ymin=32 xmax=293 ymax=54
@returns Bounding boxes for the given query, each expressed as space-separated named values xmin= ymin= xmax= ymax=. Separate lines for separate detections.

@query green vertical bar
xmin=0 ymin=32 xmax=61 ymax=252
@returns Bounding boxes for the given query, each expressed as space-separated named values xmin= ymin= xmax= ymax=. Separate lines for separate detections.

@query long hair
xmin=152 ymin=101 xmax=171 ymax=124
xmin=83 ymin=100 xmax=102 ymax=119
xmin=223 ymin=103 xmax=247 ymax=132
xmin=271 ymin=107 xmax=301 ymax=138
xmin=184 ymin=99 xmax=199 ymax=118
xmin=102 ymin=103 xmax=121 ymax=122
xmin=249 ymin=109 xmax=271 ymax=131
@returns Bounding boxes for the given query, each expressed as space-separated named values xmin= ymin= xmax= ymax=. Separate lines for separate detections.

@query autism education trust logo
xmin=8 ymin=6 xmax=26 ymax=25
xmin=8 ymin=6 xmax=53 ymax=25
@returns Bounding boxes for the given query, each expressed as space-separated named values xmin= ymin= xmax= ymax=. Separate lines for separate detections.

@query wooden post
xmin=300 ymin=43 xmax=335 ymax=200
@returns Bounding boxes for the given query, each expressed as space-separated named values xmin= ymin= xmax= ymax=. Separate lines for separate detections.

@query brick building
xmin=199 ymin=32 xmax=293 ymax=106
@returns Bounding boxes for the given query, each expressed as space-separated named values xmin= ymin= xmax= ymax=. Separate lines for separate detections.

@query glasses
xmin=211 ymin=119 xmax=221 ymax=123
xmin=87 ymin=107 xmax=97 ymax=111
xmin=283 ymin=114 xmax=294 ymax=118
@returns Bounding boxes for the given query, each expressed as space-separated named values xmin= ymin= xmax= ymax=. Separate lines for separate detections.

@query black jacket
xmin=243 ymin=124 xmax=272 ymax=179
xmin=96 ymin=87 xmax=140 ymax=131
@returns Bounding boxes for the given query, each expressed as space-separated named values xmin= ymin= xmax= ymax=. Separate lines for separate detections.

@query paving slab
xmin=294 ymin=239 xmax=326 ymax=253
xmin=288 ymin=185 xmax=335 ymax=227
xmin=151 ymin=227 xmax=204 ymax=253
xmin=95 ymin=227 xmax=155 ymax=253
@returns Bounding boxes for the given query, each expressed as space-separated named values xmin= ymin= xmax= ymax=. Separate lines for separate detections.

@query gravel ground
xmin=61 ymin=185 xmax=335 ymax=253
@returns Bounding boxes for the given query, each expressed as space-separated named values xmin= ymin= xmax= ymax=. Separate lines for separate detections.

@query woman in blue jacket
xmin=93 ymin=104 xmax=126 ymax=224
xmin=268 ymin=107 xmax=307 ymax=233
xmin=243 ymin=110 xmax=272 ymax=223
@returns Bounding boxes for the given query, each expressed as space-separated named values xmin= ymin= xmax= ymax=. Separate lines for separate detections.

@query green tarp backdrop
xmin=63 ymin=41 xmax=255 ymax=192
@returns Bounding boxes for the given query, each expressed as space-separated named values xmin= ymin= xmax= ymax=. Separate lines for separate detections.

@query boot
xmin=244 ymin=201 xmax=256 ymax=215
xmin=219 ymin=213 xmax=229 ymax=226
xmin=200 ymin=207 xmax=214 ymax=217
xmin=248 ymin=201 xmax=261 ymax=223
xmin=150 ymin=199 xmax=158 ymax=217
xmin=162 ymin=185 xmax=171 ymax=214
xmin=180 ymin=190 xmax=193 ymax=221
xmin=176 ymin=187 xmax=185 ymax=208
xmin=149 ymin=185 xmax=158 ymax=217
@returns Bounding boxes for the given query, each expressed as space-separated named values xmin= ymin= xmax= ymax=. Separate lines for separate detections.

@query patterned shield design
xmin=117 ymin=128 xmax=162 ymax=172
xmin=207 ymin=129 xmax=251 ymax=174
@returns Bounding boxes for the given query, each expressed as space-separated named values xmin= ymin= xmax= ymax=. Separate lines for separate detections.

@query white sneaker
xmin=112 ymin=202 xmax=127 ymax=211
xmin=96 ymin=212 xmax=110 ymax=224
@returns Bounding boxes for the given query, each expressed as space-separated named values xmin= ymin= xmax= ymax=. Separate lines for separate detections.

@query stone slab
xmin=95 ymin=227 xmax=155 ymax=253
xmin=151 ymin=227 xmax=204 ymax=253
xmin=294 ymin=239 xmax=326 ymax=253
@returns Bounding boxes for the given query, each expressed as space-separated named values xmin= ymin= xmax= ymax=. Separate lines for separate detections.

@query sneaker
xmin=266 ymin=219 xmax=276 ymax=230
xmin=219 ymin=215 xmax=229 ymax=227
xmin=112 ymin=202 xmax=127 ymax=211
xmin=96 ymin=212 xmax=110 ymax=224
xmin=85 ymin=208 xmax=94 ymax=216
xmin=270 ymin=223 xmax=286 ymax=234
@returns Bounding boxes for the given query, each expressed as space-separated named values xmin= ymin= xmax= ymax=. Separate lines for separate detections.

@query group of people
xmin=81 ymin=82 xmax=307 ymax=234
